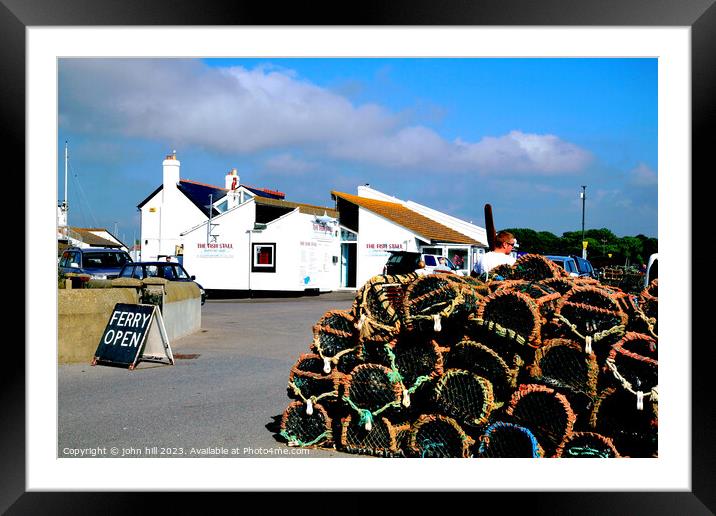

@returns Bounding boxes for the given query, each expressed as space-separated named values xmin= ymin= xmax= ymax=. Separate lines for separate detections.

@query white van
xmin=644 ymin=253 xmax=658 ymax=288
xmin=421 ymin=254 xmax=465 ymax=276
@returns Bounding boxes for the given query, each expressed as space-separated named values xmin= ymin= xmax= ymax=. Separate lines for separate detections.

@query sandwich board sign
xmin=92 ymin=303 xmax=174 ymax=369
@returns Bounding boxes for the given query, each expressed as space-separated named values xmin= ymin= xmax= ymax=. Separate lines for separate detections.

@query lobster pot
xmin=311 ymin=310 xmax=361 ymax=375
xmin=529 ymin=339 xmax=599 ymax=427
xmin=446 ymin=339 xmax=520 ymax=403
xmin=342 ymin=363 xmax=403 ymax=429
xmin=352 ymin=276 xmax=404 ymax=345
xmin=476 ymin=421 xmax=544 ymax=458
xmin=464 ymin=318 xmax=533 ymax=372
xmin=610 ymin=290 xmax=648 ymax=333
xmin=496 ymin=280 xmax=562 ymax=319
xmin=360 ymin=340 xmax=394 ymax=368
xmin=393 ymin=422 xmax=413 ymax=455
xmin=475 ymin=290 xmax=544 ymax=349
xmin=550 ymin=286 xmax=628 ymax=362
xmin=338 ymin=415 xmax=402 ymax=457
xmin=506 ymin=384 xmax=577 ymax=457
xmin=590 ymin=387 xmax=658 ymax=458
xmin=390 ymin=337 xmax=444 ymax=403
xmin=444 ymin=275 xmax=488 ymax=322
xmin=510 ymin=253 xmax=566 ymax=281
xmin=538 ymin=277 xmax=581 ymax=296
xmin=287 ymin=353 xmax=342 ymax=406
xmin=402 ymin=274 xmax=463 ymax=334
xmin=433 ymin=369 xmax=495 ymax=429
xmin=280 ymin=400 xmax=332 ymax=448
xmin=487 ymin=263 xmax=514 ymax=281
xmin=599 ymin=266 xmax=642 ymax=292
xmin=407 ymin=414 xmax=475 ymax=458
xmin=555 ymin=431 xmax=621 ymax=458
xmin=604 ymin=333 xmax=658 ymax=398
xmin=639 ymin=279 xmax=658 ymax=335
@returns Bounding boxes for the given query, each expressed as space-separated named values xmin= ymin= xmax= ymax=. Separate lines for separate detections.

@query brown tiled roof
xmin=255 ymin=197 xmax=338 ymax=218
xmin=331 ymin=191 xmax=478 ymax=245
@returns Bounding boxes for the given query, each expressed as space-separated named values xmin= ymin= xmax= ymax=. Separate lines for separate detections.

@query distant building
xmin=57 ymin=225 xmax=129 ymax=256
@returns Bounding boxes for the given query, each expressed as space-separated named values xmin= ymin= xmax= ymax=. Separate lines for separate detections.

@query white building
xmin=137 ymin=153 xmax=340 ymax=293
xmin=332 ymin=186 xmax=489 ymax=288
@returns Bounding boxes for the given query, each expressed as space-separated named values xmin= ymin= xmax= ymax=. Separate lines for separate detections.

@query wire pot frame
xmin=407 ymin=414 xmax=475 ymax=458
xmin=476 ymin=421 xmax=544 ymax=458
xmin=554 ymin=431 xmax=621 ymax=458
xmin=279 ymin=400 xmax=333 ymax=448
xmin=505 ymin=383 xmax=577 ymax=457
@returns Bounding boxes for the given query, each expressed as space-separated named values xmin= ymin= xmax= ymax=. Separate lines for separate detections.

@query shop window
xmin=252 ymin=243 xmax=276 ymax=273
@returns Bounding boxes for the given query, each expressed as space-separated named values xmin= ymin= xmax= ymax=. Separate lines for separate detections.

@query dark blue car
xmin=59 ymin=247 xmax=133 ymax=280
xmin=570 ymin=255 xmax=597 ymax=279
xmin=544 ymin=254 xmax=596 ymax=278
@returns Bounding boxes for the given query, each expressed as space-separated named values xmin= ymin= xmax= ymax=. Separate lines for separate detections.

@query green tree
xmin=617 ymin=236 xmax=643 ymax=266
xmin=504 ymin=228 xmax=559 ymax=254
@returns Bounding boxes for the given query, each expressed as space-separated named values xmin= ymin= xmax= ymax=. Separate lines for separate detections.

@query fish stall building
xmin=332 ymin=186 xmax=489 ymax=288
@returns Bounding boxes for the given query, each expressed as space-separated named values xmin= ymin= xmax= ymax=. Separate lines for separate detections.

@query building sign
xmin=299 ymin=240 xmax=331 ymax=285
xmin=312 ymin=222 xmax=335 ymax=242
xmin=92 ymin=303 xmax=174 ymax=369
xmin=364 ymin=242 xmax=404 ymax=256
xmin=196 ymin=242 xmax=234 ymax=258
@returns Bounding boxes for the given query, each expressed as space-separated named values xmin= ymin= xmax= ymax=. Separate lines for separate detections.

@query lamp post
xmin=580 ymin=186 xmax=587 ymax=259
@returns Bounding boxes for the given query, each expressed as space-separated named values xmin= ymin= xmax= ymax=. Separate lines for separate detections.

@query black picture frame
xmin=251 ymin=243 xmax=277 ymax=273
xmin=11 ymin=0 xmax=711 ymax=512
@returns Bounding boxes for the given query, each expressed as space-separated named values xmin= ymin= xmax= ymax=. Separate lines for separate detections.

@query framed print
xmin=11 ymin=0 xmax=713 ymax=512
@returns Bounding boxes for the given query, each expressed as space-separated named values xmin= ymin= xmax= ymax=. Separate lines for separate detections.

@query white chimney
xmin=163 ymin=150 xmax=180 ymax=194
xmin=225 ymin=168 xmax=240 ymax=190
xmin=225 ymin=168 xmax=240 ymax=209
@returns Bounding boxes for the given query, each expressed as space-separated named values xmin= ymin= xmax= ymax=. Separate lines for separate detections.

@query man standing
xmin=471 ymin=231 xmax=517 ymax=278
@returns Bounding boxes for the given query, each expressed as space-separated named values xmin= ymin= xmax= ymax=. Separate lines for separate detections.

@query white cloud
xmin=60 ymin=59 xmax=593 ymax=175
xmin=629 ymin=163 xmax=658 ymax=186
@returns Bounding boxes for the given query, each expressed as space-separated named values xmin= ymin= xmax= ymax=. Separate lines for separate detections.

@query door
xmin=341 ymin=243 xmax=357 ymax=288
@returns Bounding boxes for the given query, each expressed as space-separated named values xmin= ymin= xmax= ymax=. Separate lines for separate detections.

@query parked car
xmin=59 ymin=247 xmax=133 ymax=280
xmin=383 ymin=251 xmax=464 ymax=276
xmin=570 ymin=255 xmax=597 ymax=279
xmin=544 ymin=255 xmax=580 ymax=277
xmin=117 ymin=261 xmax=207 ymax=305
xmin=644 ymin=253 xmax=658 ymax=288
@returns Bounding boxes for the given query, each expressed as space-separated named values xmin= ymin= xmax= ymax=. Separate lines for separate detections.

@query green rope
xmin=407 ymin=374 xmax=433 ymax=394
xmin=421 ymin=442 xmax=446 ymax=457
xmin=280 ymin=429 xmax=331 ymax=448
xmin=387 ymin=369 xmax=404 ymax=384
xmin=566 ymin=445 xmax=610 ymax=458
xmin=358 ymin=409 xmax=374 ymax=429
xmin=342 ymin=395 xmax=400 ymax=421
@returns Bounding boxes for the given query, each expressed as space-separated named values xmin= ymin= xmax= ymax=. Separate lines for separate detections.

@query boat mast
xmin=63 ymin=141 xmax=69 ymax=228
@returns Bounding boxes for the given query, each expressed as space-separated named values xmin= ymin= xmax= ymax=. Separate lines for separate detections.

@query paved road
xmin=58 ymin=291 xmax=362 ymax=458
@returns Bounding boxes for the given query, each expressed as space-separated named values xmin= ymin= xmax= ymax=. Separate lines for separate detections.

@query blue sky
xmin=58 ymin=58 xmax=657 ymax=245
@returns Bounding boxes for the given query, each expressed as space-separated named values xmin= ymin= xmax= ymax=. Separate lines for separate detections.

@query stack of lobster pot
xmin=279 ymin=254 xmax=658 ymax=458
